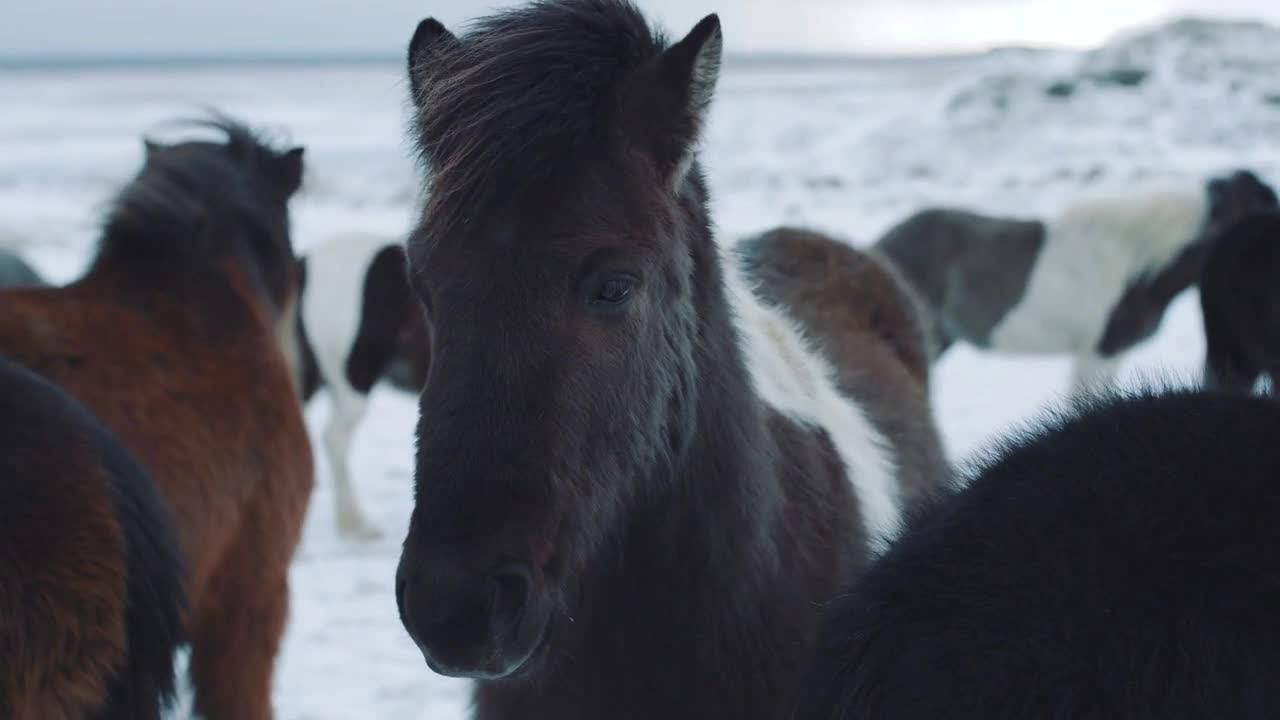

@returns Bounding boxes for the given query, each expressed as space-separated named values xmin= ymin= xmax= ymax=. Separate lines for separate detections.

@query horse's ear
xmin=143 ymin=138 xmax=161 ymax=157
xmin=408 ymin=18 xmax=460 ymax=106
xmin=273 ymin=147 xmax=305 ymax=197
xmin=632 ymin=14 xmax=722 ymax=187
xmin=1208 ymin=177 xmax=1228 ymax=204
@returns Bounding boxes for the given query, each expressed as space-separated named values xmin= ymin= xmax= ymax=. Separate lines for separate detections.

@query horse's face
xmin=395 ymin=7 xmax=723 ymax=681
xmin=1207 ymin=169 xmax=1279 ymax=236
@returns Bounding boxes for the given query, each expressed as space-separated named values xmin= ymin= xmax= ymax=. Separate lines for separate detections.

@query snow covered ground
xmin=2 ymin=16 xmax=1279 ymax=718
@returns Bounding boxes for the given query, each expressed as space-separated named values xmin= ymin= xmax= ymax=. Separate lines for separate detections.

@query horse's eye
xmin=591 ymin=274 xmax=636 ymax=307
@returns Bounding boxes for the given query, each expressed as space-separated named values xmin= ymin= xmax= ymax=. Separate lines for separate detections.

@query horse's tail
xmin=0 ymin=356 xmax=185 ymax=719
xmin=99 ymin=419 xmax=187 ymax=717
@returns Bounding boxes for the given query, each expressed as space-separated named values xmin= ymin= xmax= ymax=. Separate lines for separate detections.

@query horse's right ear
xmin=272 ymin=147 xmax=306 ymax=197
xmin=631 ymin=14 xmax=723 ymax=187
xmin=408 ymin=18 xmax=460 ymax=106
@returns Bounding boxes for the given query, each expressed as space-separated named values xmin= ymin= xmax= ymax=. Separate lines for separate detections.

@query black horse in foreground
xmin=800 ymin=387 xmax=1280 ymax=719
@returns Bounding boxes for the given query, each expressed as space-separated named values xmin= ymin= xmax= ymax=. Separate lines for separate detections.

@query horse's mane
xmin=412 ymin=0 xmax=666 ymax=237
xmin=94 ymin=113 xmax=291 ymax=272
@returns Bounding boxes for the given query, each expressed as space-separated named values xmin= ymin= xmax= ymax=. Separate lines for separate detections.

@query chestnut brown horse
xmin=0 ymin=116 xmax=313 ymax=720
xmin=0 ymin=355 xmax=184 ymax=720
xmin=394 ymin=2 xmax=948 ymax=718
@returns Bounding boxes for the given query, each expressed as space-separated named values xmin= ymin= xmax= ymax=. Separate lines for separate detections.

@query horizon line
xmin=0 ymin=44 xmax=1057 ymax=70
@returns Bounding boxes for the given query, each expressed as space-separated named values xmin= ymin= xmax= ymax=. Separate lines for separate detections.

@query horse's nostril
xmin=490 ymin=562 xmax=532 ymax=628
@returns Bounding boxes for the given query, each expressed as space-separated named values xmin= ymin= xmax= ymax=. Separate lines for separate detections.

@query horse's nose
xmin=396 ymin=553 xmax=534 ymax=678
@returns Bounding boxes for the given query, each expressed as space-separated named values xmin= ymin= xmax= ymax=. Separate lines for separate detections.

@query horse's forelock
xmin=412 ymin=0 xmax=664 ymax=239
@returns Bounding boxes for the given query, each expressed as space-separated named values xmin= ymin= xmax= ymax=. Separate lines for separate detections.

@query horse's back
xmin=874 ymin=208 xmax=1045 ymax=351
xmin=300 ymin=232 xmax=419 ymax=393
xmin=300 ymin=232 xmax=400 ymax=359
xmin=0 ymin=355 xmax=183 ymax=720
xmin=800 ymin=389 xmax=1280 ymax=720
xmin=737 ymin=227 xmax=948 ymax=509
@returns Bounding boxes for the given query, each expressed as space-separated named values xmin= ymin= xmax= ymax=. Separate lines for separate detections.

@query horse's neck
xmin=81 ymin=254 xmax=275 ymax=340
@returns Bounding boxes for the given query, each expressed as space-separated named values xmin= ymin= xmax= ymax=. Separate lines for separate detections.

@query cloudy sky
xmin=3 ymin=0 xmax=1279 ymax=58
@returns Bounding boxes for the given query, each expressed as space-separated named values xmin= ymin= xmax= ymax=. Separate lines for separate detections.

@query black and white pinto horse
xmin=1200 ymin=209 xmax=1280 ymax=393
xmin=799 ymin=386 xmax=1280 ymax=720
xmin=291 ymin=233 xmax=429 ymax=538
xmin=876 ymin=170 xmax=1278 ymax=392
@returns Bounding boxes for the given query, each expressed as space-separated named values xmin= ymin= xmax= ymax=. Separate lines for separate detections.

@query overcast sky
xmin=3 ymin=0 xmax=1279 ymax=58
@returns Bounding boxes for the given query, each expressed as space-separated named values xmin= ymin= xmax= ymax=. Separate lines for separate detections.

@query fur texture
xmin=800 ymin=387 xmax=1280 ymax=720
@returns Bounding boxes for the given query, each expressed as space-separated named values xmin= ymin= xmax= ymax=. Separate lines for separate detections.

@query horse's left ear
xmin=408 ymin=18 xmax=460 ymax=107
xmin=143 ymin=138 xmax=161 ymax=157
xmin=635 ymin=13 xmax=722 ymax=186
xmin=273 ymin=147 xmax=306 ymax=196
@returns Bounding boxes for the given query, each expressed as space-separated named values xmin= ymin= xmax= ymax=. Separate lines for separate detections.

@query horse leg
xmin=1069 ymin=353 xmax=1122 ymax=396
xmin=1203 ymin=322 xmax=1258 ymax=394
xmin=1205 ymin=356 xmax=1259 ymax=394
xmin=326 ymin=386 xmax=379 ymax=539
xmin=188 ymin=535 xmax=290 ymax=720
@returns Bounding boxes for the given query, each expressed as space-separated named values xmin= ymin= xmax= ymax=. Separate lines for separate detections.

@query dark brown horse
xmin=0 ymin=116 xmax=313 ymax=720
xmin=394 ymin=2 xmax=947 ymax=718
xmin=0 ymin=355 xmax=184 ymax=720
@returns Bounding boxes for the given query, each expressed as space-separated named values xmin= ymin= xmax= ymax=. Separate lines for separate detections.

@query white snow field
xmin=2 ymin=15 xmax=1280 ymax=718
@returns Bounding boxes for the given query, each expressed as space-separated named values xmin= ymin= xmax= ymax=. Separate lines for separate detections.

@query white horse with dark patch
xmin=876 ymin=170 xmax=1278 ymax=391
xmin=292 ymin=233 xmax=430 ymax=538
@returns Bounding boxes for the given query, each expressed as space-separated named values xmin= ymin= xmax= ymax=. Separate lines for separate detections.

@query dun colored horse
xmin=0 ymin=116 xmax=313 ymax=720
xmin=1200 ymin=210 xmax=1280 ymax=393
xmin=0 ymin=355 xmax=184 ymax=720
xmin=800 ymin=387 xmax=1280 ymax=719
xmin=876 ymin=170 xmax=1278 ymax=391
xmin=394 ymin=2 xmax=947 ymax=718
